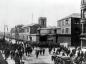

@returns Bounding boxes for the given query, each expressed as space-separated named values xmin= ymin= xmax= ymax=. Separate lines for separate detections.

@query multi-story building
xmin=20 ymin=24 xmax=40 ymax=42
xmin=81 ymin=0 xmax=86 ymax=46
xmin=57 ymin=13 xmax=81 ymax=46
xmin=10 ymin=24 xmax=40 ymax=42
xmin=37 ymin=17 xmax=57 ymax=45
xmin=37 ymin=27 xmax=57 ymax=44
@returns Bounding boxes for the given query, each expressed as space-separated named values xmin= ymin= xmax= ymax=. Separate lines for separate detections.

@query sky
xmin=0 ymin=0 xmax=81 ymax=32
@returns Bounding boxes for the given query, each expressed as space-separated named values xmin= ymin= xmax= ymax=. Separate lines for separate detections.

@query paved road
xmin=6 ymin=48 xmax=54 ymax=64
xmin=22 ymin=48 xmax=54 ymax=64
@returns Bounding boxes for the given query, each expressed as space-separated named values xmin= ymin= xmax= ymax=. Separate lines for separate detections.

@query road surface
xmin=6 ymin=48 xmax=54 ymax=64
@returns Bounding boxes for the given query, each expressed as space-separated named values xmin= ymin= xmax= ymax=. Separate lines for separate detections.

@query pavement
xmin=23 ymin=55 xmax=54 ymax=64
xmin=22 ymin=48 xmax=54 ymax=64
xmin=5 ymin=48 xmax=54 ymax=64
xmin=4 ymin=47 xmax=86 ymax=64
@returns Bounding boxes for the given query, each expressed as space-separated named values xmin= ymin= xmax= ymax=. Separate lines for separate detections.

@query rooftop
xmin=58 ymin=13 xmax=81 ymax=21
xmin=37 ymin=26 xmax=57 ymax=30
xmin=22 ymin=23 xmax=38 ymax=28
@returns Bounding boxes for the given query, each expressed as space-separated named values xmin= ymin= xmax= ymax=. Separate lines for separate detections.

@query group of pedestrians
xmin=0 ymin=42 xmax=34 ymax=64
xmin=50 ymin=46 xmax=86 ymax=64
xmin=35 ymin=48 xmax=45 ymax=58
xmin=0 ymin=42 xmax=47 ymax=64
xmin=3 ymin=43 xmax=25 ymax=64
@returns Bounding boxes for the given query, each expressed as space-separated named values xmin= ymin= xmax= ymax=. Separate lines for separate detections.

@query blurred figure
xmin=49 ymin=48 xmax=52 ymax=54
xmin=0 ymin=51 xmax=8 ymax=64
xmin=14 ymin=53 xmax=20 ymax=64
xmin=39 ymin=49 xmax=42 ymax=55
xmin=42 ymin=48 xmax=45 ymax=55
xmin=4 ymin=48 xmax=10 ymax=60
xmin=35 ymin=50 xmax=39 ymax=58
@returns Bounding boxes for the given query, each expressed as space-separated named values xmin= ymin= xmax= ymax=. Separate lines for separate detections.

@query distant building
xmin=80 ymin=0 xmax=86 ymax=46
xmin=19 ymin=24 xmax=40 ymax=42
xmin=10 ymin=17 xmax=47 ymax=43
xmin=39 ymin=17 xmax=47 ymax=28
xmin=37 ymin=27 xmax=57 ymax=44
xmin=10 ymin=24 xmax=24 ymax=33
xmin=10 ymin=25 xmax=24 ymax=40
xmin=57 ymin=13 xmax=81 ymax=46
xmin=10 ymin=24 xmax=40 ymax=42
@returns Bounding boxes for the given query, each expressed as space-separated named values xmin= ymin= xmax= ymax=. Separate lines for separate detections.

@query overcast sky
xmin=0 ymin=0 xmax=81 ymax=32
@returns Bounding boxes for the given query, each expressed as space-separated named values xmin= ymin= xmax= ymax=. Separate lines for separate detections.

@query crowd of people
xmin=51 ymin=46 xmax=86 ymax=64
xmin=1 ymin=39 xmax=86 ymax=64
xmin=3 ymin=42 xmax=86 ymax=64
xmin=0 ymin=40 xmax=47 ymax=64
xmin=2 ymin=43 xmax=32 ymax=64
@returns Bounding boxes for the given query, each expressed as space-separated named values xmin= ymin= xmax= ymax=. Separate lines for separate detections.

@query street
xmin=6 ymin=48 xmax=54 ymax=64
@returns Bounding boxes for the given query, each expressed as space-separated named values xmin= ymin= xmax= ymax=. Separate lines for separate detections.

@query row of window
xmin=22 ymin=35 xmax=32 ymax=41
xmin=57 ymin=28 xmax=70 ymax=34
xmin=62 ymin=28 xmax=70 ymax=34
xmin=58 ymin=18 xmax=70 ymax=27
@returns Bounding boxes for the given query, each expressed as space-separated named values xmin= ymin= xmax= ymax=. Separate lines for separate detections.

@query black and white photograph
xmin=0 ymin=0 xmax=86 ymax=64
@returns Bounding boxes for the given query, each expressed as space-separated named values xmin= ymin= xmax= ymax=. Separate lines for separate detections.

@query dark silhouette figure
xmin=36 ymin=50 xmax=39 ymax=58
xmin=43 ymin=49 xmax=45 ymax=55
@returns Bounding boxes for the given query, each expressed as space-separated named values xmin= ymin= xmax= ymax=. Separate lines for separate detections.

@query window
xmin=58 ymin=21 xmax=61 ymax=27
xmin=62 ymin=29 xmax=64 ymax=34
xmin=27 ymin=36 xmax=28 ymax=40
xmin=65 ymin=28 xmax=69 ymax=34
xmin=65 ymin=18 xmax=69 ymax=25
xmin=27 ymin=28 xmax=29 ymax=32
xmin=84 ymin=10 xmax=86 ymax=18
xmin=57 ymin=28 xmax=61 ymax=34
xmin=62 ymin=20 xmax=65 ymax=26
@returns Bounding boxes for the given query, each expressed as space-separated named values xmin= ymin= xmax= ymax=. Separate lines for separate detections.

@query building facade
xmin=37 ymin=27 xmax=57 ymax=45
xmin=81 ymin=0 xmax=86 ymax=46
xmin=10 ymin=24 xmax=40 ymax=42
xmin=39 ymin=17 xmax=47 ymax=28
xmin=57 ymin=13 xmax=81 ymax=46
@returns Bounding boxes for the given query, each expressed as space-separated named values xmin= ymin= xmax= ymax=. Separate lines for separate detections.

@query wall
xmin=57 ymin=36 xmax=71 ymax=46
xmin=57 ymin=17 xmax=71 ymax=34
xmin=31 ymin=35 xmax=37 ymax=42
xmin=71 ymin=17 xmax=81 ymax=46
xmin=82 ymin=40 xmax=86 ymax=46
